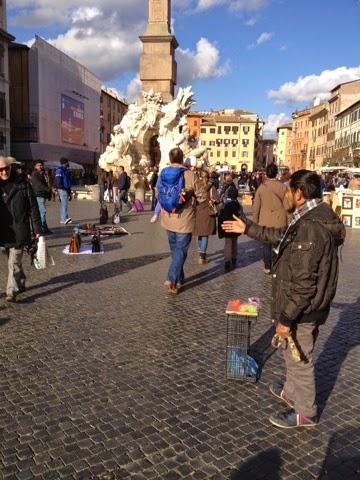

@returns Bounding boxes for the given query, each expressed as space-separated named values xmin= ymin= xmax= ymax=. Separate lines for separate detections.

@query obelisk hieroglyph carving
xmin=139 ymin=0 xmax=178 ymax=103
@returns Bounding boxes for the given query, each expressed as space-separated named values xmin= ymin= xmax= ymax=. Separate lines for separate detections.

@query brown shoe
xmin=164 ymin=281 xmax=178 ymax=295
xmin=198 ymin=254 xmax=208 ymax=265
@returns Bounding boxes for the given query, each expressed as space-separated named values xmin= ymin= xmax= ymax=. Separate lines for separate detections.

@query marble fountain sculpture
xmin=98 ymin=87 xmax=209 ymax=201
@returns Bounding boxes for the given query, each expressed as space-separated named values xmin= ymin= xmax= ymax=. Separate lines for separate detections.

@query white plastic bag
xmin=103 ymin=189 xmax=110 ymax=202
xmin=33 ymin=236 xmax=55 ymax=270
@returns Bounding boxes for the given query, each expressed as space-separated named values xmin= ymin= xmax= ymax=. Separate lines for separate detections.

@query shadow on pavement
xmin=0 ymin=316 xmax=11 ymax=327
xmin=249 ymin=324 xmax=276 ymax=376
xmin=19 ymin=252 xmax=170 ymax=304
xmin=315 ymin=296 xmax=360 ymax=418
xmin=182 ymin=240 xmax=262 ymax=292
xmin=318 ymin=427 xmax=360 ymax=479
xmin=230 ymin=447 xmax=282 ymax=480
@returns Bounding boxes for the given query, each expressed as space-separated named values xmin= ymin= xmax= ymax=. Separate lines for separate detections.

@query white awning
xmin=44 ymin=160 xmax=85 ymax=171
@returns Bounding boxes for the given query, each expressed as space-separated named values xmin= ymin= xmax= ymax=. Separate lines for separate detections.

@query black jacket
xmin=118 ymin=172 xmax=129 ymax=191
xmin=246 ymin=203 xmax=345 ymax=326
xmin=31 ymin=171 xmax=50 ymax=198
xmin=218 ymin=200 xmax=244 ymax=239
xmin=0 ymin=175 xmax=42 ymax=248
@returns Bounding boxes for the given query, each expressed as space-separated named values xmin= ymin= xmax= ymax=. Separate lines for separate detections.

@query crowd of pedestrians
xmin=0 ymin=149 xmax=349 ymax=432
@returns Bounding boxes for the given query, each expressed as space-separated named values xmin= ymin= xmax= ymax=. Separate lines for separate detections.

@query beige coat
xmin=160 ymin=166 xmax=197 ymax=233
xmin=252 ymin=179 xmax=288 ymax=228
xmin=348 ymin=178 xmax=360 ymax=191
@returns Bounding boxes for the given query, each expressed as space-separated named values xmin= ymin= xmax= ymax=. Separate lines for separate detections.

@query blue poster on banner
xmin=61 ymin=94 xmax=84 ymax=145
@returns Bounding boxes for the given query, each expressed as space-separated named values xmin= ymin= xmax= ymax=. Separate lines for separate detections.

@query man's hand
xmin=276 ymin=323 xmax=290 ymax=339
xmin=221 ymin=215 xmax=246 ymax=234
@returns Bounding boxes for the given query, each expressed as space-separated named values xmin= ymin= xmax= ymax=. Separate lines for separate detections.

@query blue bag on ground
xmin=227 ymin=347 xmax=258 ymax=378
xmin=156 ymin=166 xmax=186 ymax=213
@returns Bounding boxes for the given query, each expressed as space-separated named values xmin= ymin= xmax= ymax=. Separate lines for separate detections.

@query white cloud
xmin=126 ymin=75 xmax=143 ymax=103
xmin=256 ymin=31 xmax=273 ymax=45
xmin=177 ymin=38 xmax=229 ymax=84
xmin=247 ymin=31 xmax=273 ymax=49
xmin=268 ymin=66 xmax=360 ymax=105
xmin=263 ymin=113 xmax=291 ymax=139
xmin=245 ymin=17 xmax=257 ymax=26
xmin=196 ymin=0 xmax=267 ymax=12
xmin=8 ymin=0 xmax=229 ymax=92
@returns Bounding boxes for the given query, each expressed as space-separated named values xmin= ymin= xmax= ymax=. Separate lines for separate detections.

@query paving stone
xmin=0 ymin=201 xmax=359 ymax=480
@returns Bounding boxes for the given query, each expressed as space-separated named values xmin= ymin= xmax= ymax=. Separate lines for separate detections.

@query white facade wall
xmin=28 ymin=37 xmax=101 ymax=159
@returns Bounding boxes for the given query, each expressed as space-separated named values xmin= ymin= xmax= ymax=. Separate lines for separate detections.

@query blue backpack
xmin=157 ymin=166 xmax=186 ymax=213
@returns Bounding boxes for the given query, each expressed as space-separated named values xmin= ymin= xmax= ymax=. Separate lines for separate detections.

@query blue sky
xmin=7 ymin=0 xmax=360 ymax=135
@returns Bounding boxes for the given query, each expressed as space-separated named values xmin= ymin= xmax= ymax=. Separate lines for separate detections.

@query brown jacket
xmin=252 ymin=179 xmax=289 ymax=228
xmin=160 ymin=166 xmax=198 ymax=234
xmin=348 ymin=178 xmax=360 ymax=191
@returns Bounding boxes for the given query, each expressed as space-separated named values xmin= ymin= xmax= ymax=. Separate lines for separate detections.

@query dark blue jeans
xmin=166 ymin=231 xmax=192 ymax=285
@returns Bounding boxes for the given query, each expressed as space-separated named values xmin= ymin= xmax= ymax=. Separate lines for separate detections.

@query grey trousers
xmin=283 ymin=322 xmax=319 ymax=418
xmin=6 ymin=248 xmax=26 ymax=296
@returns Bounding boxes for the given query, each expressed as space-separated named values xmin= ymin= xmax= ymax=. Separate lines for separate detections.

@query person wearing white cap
xmin=0 ymin=156 xmax=42 ymax=302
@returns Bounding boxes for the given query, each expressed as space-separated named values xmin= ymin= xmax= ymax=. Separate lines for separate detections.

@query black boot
xmin=224 ymin=261 xmax=231 ymax=272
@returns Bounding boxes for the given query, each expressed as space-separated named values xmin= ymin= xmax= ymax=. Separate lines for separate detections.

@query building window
xmin=201 ymin=140 xmax=206 ymax=146
xmin=242 ymin=139 xmax=249 ymax=147
xmin=232 ymin=151 xmax=236 ymax=158
xmin=210 ymin=128 xmax=216 ymax=134
xmin=232 ymin=127 xmax=239 ymax=134
xmin=200 ymin=128 xmax=206 ymax=133
xmin=241 ymin=151 xmax=248 ymax=158
xmin=224 ymin=151 xmax=228 ymax=158
xmin=217 ymin=126 xmax=222 ymax=134
xmin=217 ymin=151 xmax=221 ymax=157
xmin=243 ymin=126 xmax=250 ymax=134
xmin=224 ymin=126 xmax=231 ymax=134
xmin=194 ymin=120 xmax=198 ymax=126
xmin=210 ymin=151 xmax=213 ymax=157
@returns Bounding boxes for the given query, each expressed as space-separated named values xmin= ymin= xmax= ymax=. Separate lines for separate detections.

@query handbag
xmin=103 ymin=188 xmax=110 ymax=203
xmin=208 ymin=186 xmax=219 ymax=216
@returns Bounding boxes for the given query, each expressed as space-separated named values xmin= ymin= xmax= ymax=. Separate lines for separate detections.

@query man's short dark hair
xmin=33 ymin=159 xmax=43 ymax=166
xmin=169 ymin=147 xmax=184 ymax=164
xmin=60 ymin=157 xmax=69 ymax=165
xmin=290 ymin=170 xmax=322 ymax=199
xmin=227 ymin=185 xmax=238 ymax=200
xmin=119 ymin=166 xmax=124 ymax=171
xmin=266 ymin=163 xmax=278 ymax=179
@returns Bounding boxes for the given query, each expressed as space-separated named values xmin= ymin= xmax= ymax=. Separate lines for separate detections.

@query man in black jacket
xmin=0 ymin=156 xmax=42 ymax=302
xmin=222 ymin=170 xmax=345 ymax=429
xmin=31 ymin=160 xmax=52 ymax=234
xmin=117 ymin=166 xmax=133 ymax=212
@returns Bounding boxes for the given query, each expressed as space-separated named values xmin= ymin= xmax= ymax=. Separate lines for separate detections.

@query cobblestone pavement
xmin=0 ymin=199 xmax=359 ymax=480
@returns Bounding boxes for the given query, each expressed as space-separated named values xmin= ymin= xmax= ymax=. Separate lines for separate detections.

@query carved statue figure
xmin=98 ymin=86 xmax=208 ymax=192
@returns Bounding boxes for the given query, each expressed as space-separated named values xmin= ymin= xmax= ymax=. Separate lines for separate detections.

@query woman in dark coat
xmin=218 ymin=185 xmax=244 ymax=271
xmin=194 ymin=170 xmax=219 ymax=264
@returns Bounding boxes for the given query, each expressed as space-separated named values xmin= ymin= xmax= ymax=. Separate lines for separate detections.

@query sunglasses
xmin=0 ymin=166 xmax=10 ymax=173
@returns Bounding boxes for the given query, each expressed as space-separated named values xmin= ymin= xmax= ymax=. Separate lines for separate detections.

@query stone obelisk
xmin=139 ymin=0 xmax=178 ymax=103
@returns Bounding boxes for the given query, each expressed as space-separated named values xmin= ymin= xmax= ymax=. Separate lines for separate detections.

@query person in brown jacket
xmin=252 ymin=163 xmax=288 ymax=273
xmin=193 ymin=170 xmax=219 ymax=265
xmin=159 ymin=148 xmax=199 ymax=294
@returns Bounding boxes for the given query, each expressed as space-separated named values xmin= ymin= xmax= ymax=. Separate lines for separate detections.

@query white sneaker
xmin=150 ymin=214 xmax=159 ymax=224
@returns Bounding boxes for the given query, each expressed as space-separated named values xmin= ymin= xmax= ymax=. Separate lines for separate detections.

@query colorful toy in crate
xmin=227 ymin=347 xmax=258 ymax=378
xmin=227 ymin=298 xmax=259 ymax=314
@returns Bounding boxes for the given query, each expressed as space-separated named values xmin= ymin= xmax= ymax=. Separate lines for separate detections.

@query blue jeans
xmin=58 ymin=189 xmax=69 ymax=222
xmin=198 ymin=236 xmax=209 ymax=255
xmin=166 ymin=231 xmax=192 ymax=285
xmin=36 ymin=197 xmax=47 ymax=229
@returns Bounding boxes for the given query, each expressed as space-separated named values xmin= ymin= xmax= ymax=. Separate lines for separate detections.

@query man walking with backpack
xmin=55 ymin=157 xmax=72 ymax=224
xmin=157 ymin=147 xmax=198 ymax=295
xmin=117 ymin=166 xmax=134 ymax=212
